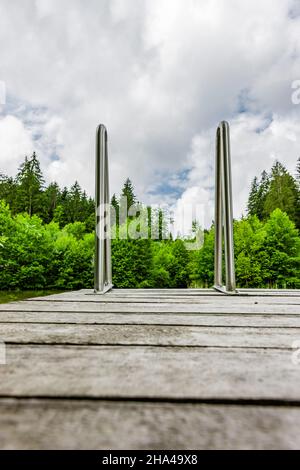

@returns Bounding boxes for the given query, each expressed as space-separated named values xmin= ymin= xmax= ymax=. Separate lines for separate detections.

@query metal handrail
xmin=94 ymin=121 xmax=236 ymax=294
xmin=214 ymin=121 xmax=236 ymax=294
xmin=94 ymin=124 xmax=113 ymax=294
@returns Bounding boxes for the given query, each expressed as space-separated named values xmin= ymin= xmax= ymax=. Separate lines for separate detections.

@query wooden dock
xmin=0 ymin=288 xmax=300 ymax=450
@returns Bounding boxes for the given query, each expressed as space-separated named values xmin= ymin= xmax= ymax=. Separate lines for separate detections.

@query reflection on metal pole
xmin=214 ymin=121 xmax=236 ymax=294
xmin=94 ymin=124 xmax=113 ymax=294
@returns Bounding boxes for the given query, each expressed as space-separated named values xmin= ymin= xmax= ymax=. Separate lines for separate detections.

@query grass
xmin=0 ymin=290 xmax=65 ymax=304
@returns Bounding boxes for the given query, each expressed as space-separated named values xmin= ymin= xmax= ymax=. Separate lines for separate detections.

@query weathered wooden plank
xmin=39 ymin=289 xmax=300 ymax=297
xmin=0 ymin=311 xmax=299 ymax=327
xmin=241 ymin=288 xmax=300 ymax=295
xmin=32 ymin=289 xmax=221 ymax=299
xmin=1 ymin=300 xmax=299 ymax=314
xmin=106 ymin=292 xmax=300 ymax=299
xmin=28 ymin=293 xmax=300 ymax=304
xmin=0 ymin=399 xmax=299 ymax=450
xmin=0 ymin=323 xmax=299 ymax=348
xmin=1 ymin=345 xmax=300 ymax=400
xmin=73 ymin=288 xmax=300 ymax=293
xmin=25 ymin=288 xmax=300 ymax=301
xmin=0 ymin=288 xmax=299 ymax=450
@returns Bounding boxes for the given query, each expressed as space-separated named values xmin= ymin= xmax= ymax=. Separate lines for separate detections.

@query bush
xmin=0 ymin=200 xmax=299 ymax=290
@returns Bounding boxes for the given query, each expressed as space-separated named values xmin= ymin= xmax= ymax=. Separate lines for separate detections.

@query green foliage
xmin=0 ymin=174 xmax=17 ymax=213
xmin=121 ymin=178 xmax=137 ymax=213
xmin=150 ymin=240 xmax=189 ymax=288
xmin=0 ymin=201 xmax=53 ymax=289
xmin=247 ymin=176 xmax=259 ymax=217
xmin=111 ymin=193 xmax=120 ymax=229
xmin=42 ymin=182 xmax=61 ymax=223
xmin=0 ymin=201 xmax=94 ymax=290
xmin=247 ymin=170 xmax=270 ymax=219
xmin=262 ymin=209 xmax=300 ymax=288
xmin=55 ymin=232 xmax=94 ymax=290
xmin=112 ymin=237 xmax=152 ymax=288
xmin=264 ymin=162 xmax=299 ymax=224
xmin=0 ymin=199 xmax=192 ymax=290
xmin=192 ymin=228 xmax=215 ymax=287
xmin=63 ymin=222 xmax=87 ymax=240
xmin=191 ymin=210 xmax=300 ymax=289
xmin=247 ymin=161 xmax=300 ymax=229
xmin=0 ymin=154 xmax=299 ymax=291
xmin=234 ymin=216 xmax=266 ymax=287
xmin=0 ymin=154 xmax=95 ymax=230
xmin=296 ymin=157 xmax=300 ymax=186
xmin=15 ymin=152 xmax=45 ymax=217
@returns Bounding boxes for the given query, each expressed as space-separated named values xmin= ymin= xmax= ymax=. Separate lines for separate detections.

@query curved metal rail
xmin=214 ymin=121 xmax=236 ymax=294
xmin=94 ymin=124 xmax=113 ymax=294
xmin=94 ymin=122 xmax=237 ymax=294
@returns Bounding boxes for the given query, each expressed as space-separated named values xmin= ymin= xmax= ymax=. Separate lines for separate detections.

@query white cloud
xmin=0 ymin=0 xmax=299 ymax=222
xmin=0 ymin=116 xmax=34 ymax=176
xmin=176 ymin=112 xmax=300 ymax=228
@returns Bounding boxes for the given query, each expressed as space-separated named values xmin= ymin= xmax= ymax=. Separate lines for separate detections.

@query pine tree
xmin=256 ymin=170 xmax=270 ymax=220
xmin=60 ymin=187 xmax=69 ymax=202
xmin=52 ymin=187 xmax=69 ymax=226
xmin=121 ymin=178 xmax=137 ymax=213
xmin=0 ymin=173 xmax=17 ymax=213
xmin=263 ymin=161 xmax=298 ymax=226
xmin=158 ymin=207 xmax=170 ymax=240
xmin=296 ymin=157 xmax=300 ymax=186
xmin=110 ymin=193 xmax=119 ymax=233
xmin=16 ymin=153 xmax=45 ymax=216
xmin=43 ymin=182 xmax=61 ymax=223
xmin=262 ymin=209 xmax=300 ymax=288
xmin=247 ymin=176 xmax=259 ymax=216
xmin=247 ymin=171 xmax=270 ymax=220
xmin=66 ymin=181 xmax=84 ymax=222
xmin=295 ymin=158 xmax=300 ymax=228
xmin=86 ymin=197 xmax=96 ymax=232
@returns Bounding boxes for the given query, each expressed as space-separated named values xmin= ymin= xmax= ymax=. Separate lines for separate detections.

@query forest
xmin=0 ymin=153 xmax=299 ymax=290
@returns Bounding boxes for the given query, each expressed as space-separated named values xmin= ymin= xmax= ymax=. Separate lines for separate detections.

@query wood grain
xmin=1 ymin=311 xmax=300 ymax=327
xmin=1 ymin=345 xmax=300 ymax=400
xmin=0 ymin=288 xmax=299 ymax=450
xmin=0 ymin=399 xmax=299 ymax=450
xmin=0 ymin=323 xmax=300 ymax=348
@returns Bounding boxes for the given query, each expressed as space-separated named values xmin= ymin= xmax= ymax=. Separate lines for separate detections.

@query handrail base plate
xmin=213 ymin=285 xmax=241 ymax=295
xmin=90 ymin=284 xmax=114 ymax=295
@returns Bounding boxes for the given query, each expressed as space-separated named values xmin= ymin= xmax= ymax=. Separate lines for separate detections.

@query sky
xmin=0 ymin=0 xmax=300 ymax=230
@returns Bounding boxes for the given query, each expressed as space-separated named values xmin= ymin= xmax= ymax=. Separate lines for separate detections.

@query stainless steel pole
xmin=214 ymin=121 xmax=236 ymax=293
xmin=104 ymin=135 xmax=112 ymax=288
xmin=94 ymin=124 xmax=112 ymax=294
xmin=214 ymin=125 xmax=223 ymax=289
xmin=221 ymin=122 xmax=236 ymax=292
